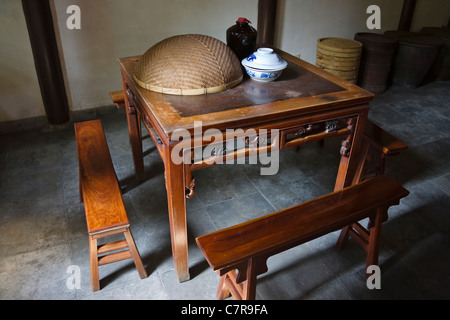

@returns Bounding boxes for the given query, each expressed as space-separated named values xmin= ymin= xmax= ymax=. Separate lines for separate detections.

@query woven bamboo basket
xmin=134 ymin=34 xmax=243 ymax=95
xmin=316 ymin=37 xmax=362 ymax=83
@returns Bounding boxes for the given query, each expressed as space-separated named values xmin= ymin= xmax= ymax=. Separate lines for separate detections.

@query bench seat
xmin=196 ymin=175 xmax=409 ymax=300
xmin=75 ymin=119 xmax=147 ymax=291
xmin=109 ymin=90 xmax=125 ymax=109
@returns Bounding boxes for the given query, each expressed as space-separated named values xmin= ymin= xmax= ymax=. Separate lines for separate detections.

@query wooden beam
xmin=257 ymin=0 xmax=277 ymax=46
xmin=22 ymin=0 xmax=70 ymax=125
xmin=398 ymin=0 xmax=417 ymax=31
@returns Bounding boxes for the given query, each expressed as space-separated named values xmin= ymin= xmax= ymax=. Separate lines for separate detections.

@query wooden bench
xmin=75 ymin=119 xmax=147 ymax=291
xmin=331 ymin=120 xmax=409 ymax=241
xmin=335 ymin=121 xmax=409 ymax=244
xmin=109 ymin=90 xmax=126 ymax=109
xmin=353 ymin=120 xmax=408 ymax=184
xmin=196 ymin=175 xmax=409 ymax=300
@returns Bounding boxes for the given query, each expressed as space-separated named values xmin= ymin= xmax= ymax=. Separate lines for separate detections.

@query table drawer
xmin=280 ymin=118 xmax=353 ymax=150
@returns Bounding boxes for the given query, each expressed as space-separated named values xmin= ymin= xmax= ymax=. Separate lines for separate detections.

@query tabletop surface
xmin=162 ymin=63 xmax=345 ymax=117
xmin=119 ymin=50 xmax=373 ymax=136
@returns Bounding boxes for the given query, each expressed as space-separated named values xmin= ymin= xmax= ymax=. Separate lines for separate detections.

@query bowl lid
xmin=242 ymin=48 xmax=288 ymax=70
xmin=134 ymin=34 xmax=243 ymax=96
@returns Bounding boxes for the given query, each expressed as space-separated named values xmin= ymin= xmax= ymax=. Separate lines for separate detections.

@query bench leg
xmin=123 ymin=228 xmax=148 ymax=279
xmin=243 ymin=258 xmax=257 ymax=300
xmin=216 ymin=274 xmax=231 ymax=300
xmin=89 ymin=235 xmax=100 ymax=292
xmin=217 ymin=260 xmax=258 ymax=300
xmin=335 ymin=225 xmax=351 ymax=251
xmin=366 ymin=207 xmax=384 ymax=274
xmin=336 ymin=208 xmax=385 ymax=276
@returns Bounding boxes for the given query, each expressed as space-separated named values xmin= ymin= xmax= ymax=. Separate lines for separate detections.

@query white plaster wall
xmin=275 ymin=0 xmax=403 ymax=64
xmin=276 ymin=0 xmax=450 ymax=64
xmin=1 ymin=0 xmax=449 ymax=122
xmin=0 ymin=0 xmax=45 ymax=122
xmin=52 ymin=0 xmax=258 ymax=112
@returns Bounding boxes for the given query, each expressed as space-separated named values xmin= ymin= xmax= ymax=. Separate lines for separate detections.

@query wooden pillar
xmin=22 ymin=0 xmax=70 ymax=125
xmin=398 ymin=0 xmax=417 ymax=31
xmin=257 ymin=0 xmax=277 ymax=46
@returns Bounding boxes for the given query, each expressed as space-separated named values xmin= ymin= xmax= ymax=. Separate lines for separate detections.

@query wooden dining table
xmin=118 ymin=48 xmax=374 ymax=282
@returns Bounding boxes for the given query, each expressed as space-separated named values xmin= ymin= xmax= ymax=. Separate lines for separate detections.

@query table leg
xmin=334 ymin=109 xmax=368 ymax=191
xmin=124 ymin=97 xmax=145 ymax=181
xmin=126 ymin=105 xmax=145 ymax=181
xmin=165 ymin=145 xmax=190 ymax=282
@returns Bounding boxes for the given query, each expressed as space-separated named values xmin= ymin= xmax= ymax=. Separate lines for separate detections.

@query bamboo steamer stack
xmin=316 ymin=37 xmax=363 ymax=83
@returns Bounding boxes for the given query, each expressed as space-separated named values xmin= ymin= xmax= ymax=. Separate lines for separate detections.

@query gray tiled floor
xmin=0 ymin=81 xmax=449 ymax=300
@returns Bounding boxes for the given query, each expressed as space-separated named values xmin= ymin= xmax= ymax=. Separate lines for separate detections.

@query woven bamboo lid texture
xmin=317 ymin=37 xmax=362 ymax=57
xmin=134 ymin=34 xmax=243 ymax=95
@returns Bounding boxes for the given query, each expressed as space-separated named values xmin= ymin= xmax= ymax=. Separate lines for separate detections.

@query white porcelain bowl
xmin=242 ymin=48 xmax=287 ymax=82
xmin=242 ymin=48 xmax=287 ymax=69
xmin=243 ymin=66 xmax=284 ymax=82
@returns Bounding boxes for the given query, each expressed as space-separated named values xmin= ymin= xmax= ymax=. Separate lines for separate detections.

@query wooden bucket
xmin=392 ymin=35 xmax=443 ymax=88
xmin=316 ymin=38 xmax=362 ymax=83
xmin=354 ymin=33 xmax=398 ymax=94
xmin=420 ymin=27 xmax=450 ymax=81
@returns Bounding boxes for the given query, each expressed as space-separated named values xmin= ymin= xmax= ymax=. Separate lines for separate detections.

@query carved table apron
xmin=118 ymin=49 xmax=374 ymax=282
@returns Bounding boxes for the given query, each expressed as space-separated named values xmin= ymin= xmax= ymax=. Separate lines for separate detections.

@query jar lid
xmin=237 ymin=18 xmax=251 ymax=24
xmin=242 ymin=48 xmax=288 ymax=70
